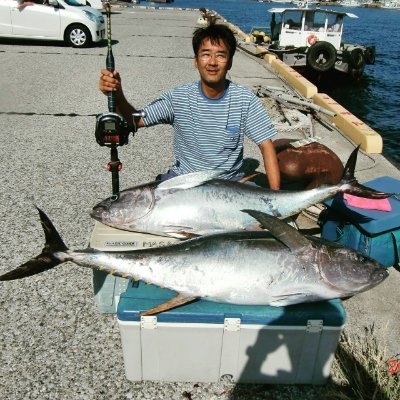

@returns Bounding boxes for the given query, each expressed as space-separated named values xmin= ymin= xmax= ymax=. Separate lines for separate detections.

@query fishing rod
xmin=95 ymin=1 xmax=134 ymax=196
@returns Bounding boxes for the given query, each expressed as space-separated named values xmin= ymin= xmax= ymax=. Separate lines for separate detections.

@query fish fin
xmin=238 ymin=172 xmax=260 ymax=184
xmin=0 ymin=257 xmax=59 ymax=281
xmin=162 ymin=224 xmax=199 ymax=239
xmin=244 ymin=223 xmax=263 ymax=231
xmin=241 ymin=210 xmax=310 ymax=251
xmin=340 ymin=145 xmax=359 ymax=184
xmin=166 ymin=231 xmax=199 ymax=239
xmin=156 ymin=170 xmax=226 ymax=191
xmin=0 ymin=207 xmax=68 ymax=281
xmin=140 ymin=293 xmax=198 ymax=316
xmin=340 ymin=146 xmax=395 ymax=199
xmin=269 ymin=294 xmax=318 ymax=307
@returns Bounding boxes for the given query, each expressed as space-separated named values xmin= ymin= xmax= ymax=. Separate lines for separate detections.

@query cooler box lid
xmin=117 ymin=282 xmax=346 ymax=327
xmin=324 ymin=176 xmax=400 ymax=235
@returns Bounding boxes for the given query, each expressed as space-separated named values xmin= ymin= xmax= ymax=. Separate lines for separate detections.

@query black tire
xmin=350 ymin=48 xmax=365 ymax=70
xmin=65 ymin=24 xmax=92 ymax=48
xmin=364 ymin=46 xmax=376 ymax=65
xmin=306 ymin=41 xmax=337 ymax=73
xmin=350 ymin=68 xmax=363 ymax=81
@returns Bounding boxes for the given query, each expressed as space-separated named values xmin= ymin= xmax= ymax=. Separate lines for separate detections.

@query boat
xmin=380 ymin=1 xmax=400 ymax=9
xmin=269 ymin=0 xmax=292 ymax=4
xmin=147 ymin=0 xmax=174 ymax=3
xmin=339 ymin=0 xmax=360 ymax=7
xmin=251 ymin=5 xmax=375 ymax=81
xmin=291 ymin=0 xmax=320 ymax=6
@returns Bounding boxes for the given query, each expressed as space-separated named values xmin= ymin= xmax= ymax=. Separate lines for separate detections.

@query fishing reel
xmin=95 ymin=112 xmax=131 ymax=148
xmin=95 ymin=110 xmax=146 ymax=148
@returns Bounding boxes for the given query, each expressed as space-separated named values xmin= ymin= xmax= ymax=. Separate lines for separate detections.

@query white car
xmin=76 ymin=0 xmax=103 ymax=10
xmin=0 ymin=0 xmax=106 ymax=48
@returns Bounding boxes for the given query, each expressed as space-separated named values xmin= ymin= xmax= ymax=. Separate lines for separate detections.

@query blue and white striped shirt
xmin=142 ymin=80 xmax=276 ymax=179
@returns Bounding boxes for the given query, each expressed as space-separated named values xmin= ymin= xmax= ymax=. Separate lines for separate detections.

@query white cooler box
xmin=117 ymin=283 xmax=346 ymax=384
xmin=90 ymin=221 xmax=179 ymax=313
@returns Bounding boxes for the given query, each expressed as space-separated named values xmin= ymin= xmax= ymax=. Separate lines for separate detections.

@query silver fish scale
xmin=148 ymin=182 xmax=341 ymax=235
xmin=94 ymin=180 xmax=342 ymax=237
xmin=67 ymin=234 xmax=338 ymax=306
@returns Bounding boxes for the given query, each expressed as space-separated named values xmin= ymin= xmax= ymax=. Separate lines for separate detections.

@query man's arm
xmin=16 ymin=2 xmax=35 ymax=8
xmin=99 ymin=69 xmax=144 ymax=129
xmin=258 ymin=139 xmax=280 ymax=190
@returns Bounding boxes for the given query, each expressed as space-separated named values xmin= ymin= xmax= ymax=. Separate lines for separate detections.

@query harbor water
xmin=160 ymin=0 xmax=400 ymax=165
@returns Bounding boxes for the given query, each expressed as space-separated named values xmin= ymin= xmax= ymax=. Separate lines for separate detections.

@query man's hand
xmin=17 ymin=2 xmax=34 ymax=8
xmin=98 ymin=69 xmax=145 ymax=129
xmin=99 ymin=69 xmax=121 ymax=95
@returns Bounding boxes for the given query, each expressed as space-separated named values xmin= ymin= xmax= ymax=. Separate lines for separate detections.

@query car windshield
xmin=63 ymin=0 xmax=85 ymax=6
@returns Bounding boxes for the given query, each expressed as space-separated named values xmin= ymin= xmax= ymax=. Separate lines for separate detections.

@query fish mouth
xmin=91 ymin=187 xmax=156 ymax=226
xmin=371 ymin=268 xmax=389 ymax=286
xmin=91 ymin=200 xmax=112 ymax=222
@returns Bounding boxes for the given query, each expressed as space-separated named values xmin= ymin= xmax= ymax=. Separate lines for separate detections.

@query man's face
xmin=194 ymin=38 xmax=232 ymax=87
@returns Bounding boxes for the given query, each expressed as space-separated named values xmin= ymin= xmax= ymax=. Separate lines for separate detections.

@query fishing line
xmin=130 ymin=34 xmax=192 ymax=38
xmin=0 ymin=49 xmax=192 ymax=59
xmin=0 ymin=112 xmax=97 ymax=117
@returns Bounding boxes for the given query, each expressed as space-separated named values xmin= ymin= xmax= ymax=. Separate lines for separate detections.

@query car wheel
xmin=65 ymin=24 xmax=92 ymax=48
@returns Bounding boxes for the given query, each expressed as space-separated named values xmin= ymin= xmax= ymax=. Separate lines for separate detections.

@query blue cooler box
xmin=320 ymin=176 xmax=400 ymax=268
xmin=117 ymin=282 xmax=345 ymax=384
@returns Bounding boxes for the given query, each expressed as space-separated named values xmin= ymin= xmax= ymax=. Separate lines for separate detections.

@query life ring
xmin=307 ymin=34 xmax=318 ymax=46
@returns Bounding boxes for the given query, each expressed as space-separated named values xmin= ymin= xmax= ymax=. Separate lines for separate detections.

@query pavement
xmin=0 ymin=6 xmax=399 ymax=400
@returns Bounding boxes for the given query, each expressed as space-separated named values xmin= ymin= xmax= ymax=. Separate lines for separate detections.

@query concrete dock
xmin=0 ymin=6 xmax=399 ymax=399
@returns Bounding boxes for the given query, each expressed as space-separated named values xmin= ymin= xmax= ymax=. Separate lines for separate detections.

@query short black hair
xmin=193 ymin=24 xmax=237 ymax=61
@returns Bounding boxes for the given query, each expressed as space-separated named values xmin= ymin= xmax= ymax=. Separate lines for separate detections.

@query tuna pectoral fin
xmin=238 ymin=172 xmax=260 ymax=184
xmin=166 ymin=231 xmax=199 ymax=239
xmin=242 ymin=209 xmax=310 ymax=251
xmin=140 ymin=293 xmax=198 ymax=316
xmin=157 ymin=169 xmax=225 ymax=191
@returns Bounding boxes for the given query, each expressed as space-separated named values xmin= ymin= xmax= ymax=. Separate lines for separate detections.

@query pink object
xmin=343 ymin=194 xmax=392 ymax=212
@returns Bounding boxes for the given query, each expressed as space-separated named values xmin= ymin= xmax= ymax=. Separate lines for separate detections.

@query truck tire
xmin=306 ymin=41 xmax=337 ymax=73
xmin=350 ymin=48 xmax=365 ymax=70
xmin=65 ymin=24 xmax=92 ymax=48
xmin=364 ymin=46 xmax=376 ymax=65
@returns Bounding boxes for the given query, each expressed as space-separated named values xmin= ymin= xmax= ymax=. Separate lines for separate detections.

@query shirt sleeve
xmin=244 ymin=94 xmax=277 ymax=145
xmin=142 ymin=91 xmax=174 ymax=127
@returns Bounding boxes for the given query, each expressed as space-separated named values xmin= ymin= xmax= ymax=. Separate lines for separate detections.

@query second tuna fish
xmin=91 ymin=147 xmax=393 ymax=238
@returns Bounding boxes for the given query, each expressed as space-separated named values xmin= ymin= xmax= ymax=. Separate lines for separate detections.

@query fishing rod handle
xmin=105 ymin=1 xmax=116 ymax=113
xmin=107 ymin=50 xmax=116 ymax=112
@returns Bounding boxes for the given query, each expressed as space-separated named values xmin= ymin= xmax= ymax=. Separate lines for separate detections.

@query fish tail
xmin=339 ymin=146 xmax=394 ymax=199
xmin=0 ymin=207 xmax=68 ymax=281
xmin=340 ymin=145 xmax=359 ymax=184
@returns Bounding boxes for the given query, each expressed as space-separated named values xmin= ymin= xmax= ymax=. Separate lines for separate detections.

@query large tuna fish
xmin=91 ymin=146 xmax=393 ymax=238
xmin=0 ymin=208 xmax=388 ymax=315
